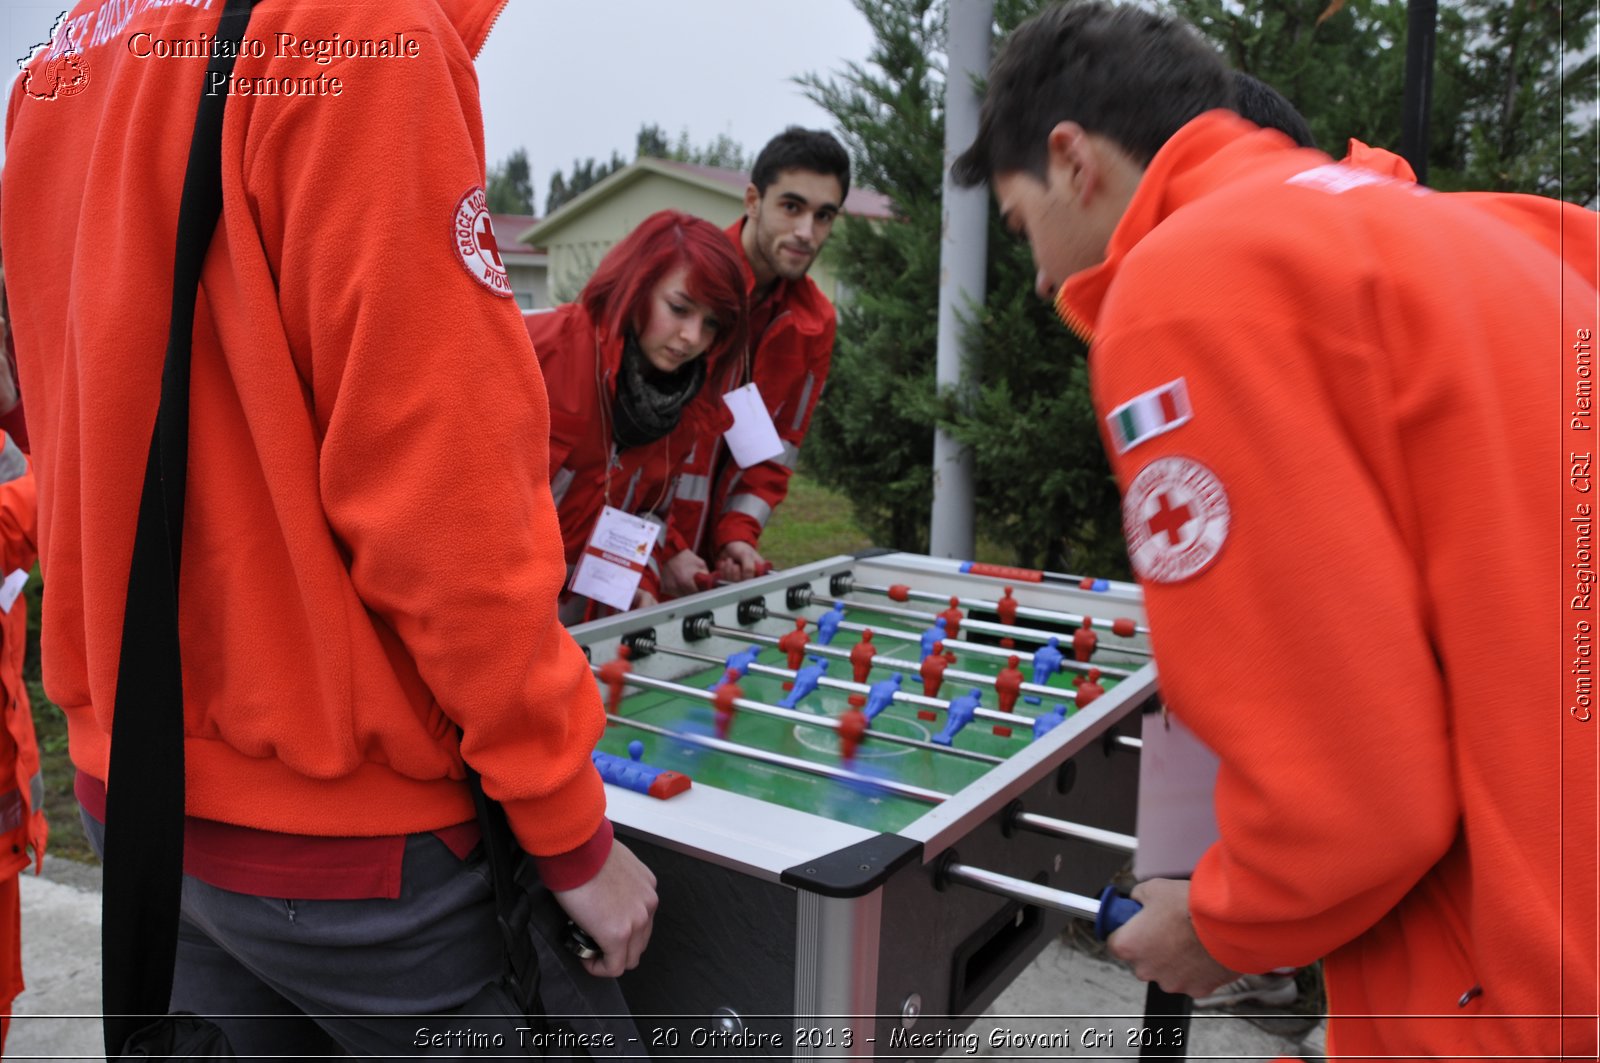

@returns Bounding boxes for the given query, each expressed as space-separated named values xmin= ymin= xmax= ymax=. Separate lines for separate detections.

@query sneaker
xmin=1194 ymin=972 xmax=1299 ymax=1008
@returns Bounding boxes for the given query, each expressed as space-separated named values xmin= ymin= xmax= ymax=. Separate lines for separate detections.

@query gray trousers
xmin=85 ymin=810 xmax=643 ymax=1059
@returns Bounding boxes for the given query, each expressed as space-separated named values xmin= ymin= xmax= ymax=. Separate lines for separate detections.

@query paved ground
xmin=4 ymin=858 xmax=1325 ymax=1060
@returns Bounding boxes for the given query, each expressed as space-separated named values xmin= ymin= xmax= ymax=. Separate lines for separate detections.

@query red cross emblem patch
xmin=452 ymin=187 xmax=513 ymax=298
xmin=1122 ymin=456 xmax=1230 ymax=583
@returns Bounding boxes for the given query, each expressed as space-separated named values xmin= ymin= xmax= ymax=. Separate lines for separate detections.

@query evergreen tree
xmin=486 ymin=148 xmax=535 ymax=214
xmin=544 ymin=151 xmax=627 ymax=214
xmin=636 ymin=123 xmax=672 ymax=159
xmin=800 ymin=0 xmax=1126 ymax=572
xmin=1169 ymin=0 xmax=1597 ymax=204
xmin=542 ymin=125 xmax=755 ymax=215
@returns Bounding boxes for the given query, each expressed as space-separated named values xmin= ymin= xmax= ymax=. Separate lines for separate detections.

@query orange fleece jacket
xmin=1343 ymin=138 xmax=1599 ymax=290
xmin=2 ymin=0 xmax=609 ymax=858
xmin=1059 ymin=112 xmax=1597 ymax=1060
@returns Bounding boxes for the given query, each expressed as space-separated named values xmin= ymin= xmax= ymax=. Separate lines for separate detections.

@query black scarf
xmin=611 ymin=332 xmax=706 ymax=449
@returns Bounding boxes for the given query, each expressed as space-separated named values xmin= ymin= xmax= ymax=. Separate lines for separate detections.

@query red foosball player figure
xmin=996 ymin=586 xmax=1018 ymax=648
xmin=848 ymin=629 xmax=877 ymax=706
xmin=850 ymin=630 xmax=877 ymax=684
xmin=1073 ymin=617 xmax=1099 ymax=663
xmin=597 ymin=645 xmax=632 ymax=715
xmin=921 ymin=640 xmax=953 ymax=698
xmin=777 ymin=618 xmax=810 ymax=689
xmin=837 ymin=707 xmax=868 ymax=765
xmin=995 ymin=654 xmax=1025 ymax=714
xmin=713 ymin=671 xmax=742 ymax=740
xmin=1074 ymin=667 xmax=1105 ymax=710
xmin=939 ymin=596 xmax=964 ymax=640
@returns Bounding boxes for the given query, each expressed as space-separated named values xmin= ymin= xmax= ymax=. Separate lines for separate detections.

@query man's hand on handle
xmin=716 ymin=541 xmax=767 ymax=583
xmin=1106 ymin=878 xmax=1237 ymax=997
xmin=552 ymin=841 xmax=658 ymax=978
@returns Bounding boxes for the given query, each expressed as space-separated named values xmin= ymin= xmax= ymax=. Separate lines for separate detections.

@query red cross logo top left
xmin=19 ymin=14 xmax=90 ymax=102
xmin=452 ymin=187 xmax=513 ymax=298
xmin=1122 ymin=456 xmax=1231 ymax=584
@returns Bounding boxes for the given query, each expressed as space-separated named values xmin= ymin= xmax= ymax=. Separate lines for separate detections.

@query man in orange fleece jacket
xmin=954 ymin=4 xmax=1597 ymax=1059
xmin=3 ymin=0 xmax=654 ymax=1053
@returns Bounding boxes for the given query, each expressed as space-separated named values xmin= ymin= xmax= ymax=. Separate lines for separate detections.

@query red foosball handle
xmin=962 ymin=562 xmax=1045 ymax=583
xmin=694 ymin=560 xmax=776 ymax=591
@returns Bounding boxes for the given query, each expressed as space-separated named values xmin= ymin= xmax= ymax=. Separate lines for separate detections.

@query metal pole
xmin=1400 ymin=0 xmax=1438 ymax=183
xmin=929 ymin=0 xmax=993 ymax=559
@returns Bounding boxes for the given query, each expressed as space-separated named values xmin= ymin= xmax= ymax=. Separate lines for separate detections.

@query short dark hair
xmin=952 ymin=1 xmax=1233 ymax=186
xmin=750 ymin=127 xmax=852 ymax=201
xmin=1231 ymin=71 xmax=1317 ymax=149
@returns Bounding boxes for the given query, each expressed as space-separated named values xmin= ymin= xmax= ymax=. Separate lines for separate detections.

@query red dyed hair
xmin=579 ymin=210 xmax=749 ymax=368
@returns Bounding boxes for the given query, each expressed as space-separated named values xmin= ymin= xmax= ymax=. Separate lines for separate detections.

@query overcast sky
xmin=1 ymin=1 xmax=880 ymax=209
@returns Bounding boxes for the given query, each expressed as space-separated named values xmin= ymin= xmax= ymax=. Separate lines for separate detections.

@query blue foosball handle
xmin=1095 ymin=884 xmax=1142 ymax=940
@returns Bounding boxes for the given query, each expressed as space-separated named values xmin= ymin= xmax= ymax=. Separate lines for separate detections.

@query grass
xmin=758 ymin=471 xmax=875 ymax=568
xmin=23 ymin=569 xmax=94 ymax=865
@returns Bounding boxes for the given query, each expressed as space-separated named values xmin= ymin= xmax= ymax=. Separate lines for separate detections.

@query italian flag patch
xmin=1106 ymin=378 xmax=1193 ymax=454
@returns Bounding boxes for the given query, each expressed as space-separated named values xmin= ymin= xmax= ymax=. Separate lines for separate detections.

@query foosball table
xmin=569 ymin=551 xmax=1163 ymax=1059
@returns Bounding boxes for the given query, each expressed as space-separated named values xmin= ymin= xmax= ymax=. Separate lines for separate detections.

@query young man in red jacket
xmin=3 ymin=0 xmax=654 ymax=1053
xmin=953 ymin=4 xmax=1596 ymax=1060
xmin=658 ymin=128 xmax=852 ymax=596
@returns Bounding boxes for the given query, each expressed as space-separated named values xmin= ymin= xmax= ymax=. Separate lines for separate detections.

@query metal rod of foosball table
xmin=697 ymin=628 xmax=1052 ymax=726
xmin=773 ymin=613 xmax=1139 ymax=680
xmin=807 ymin=596 xmax=1153 ymax=661
xmin=705 ymin=622 xmax=1127 ymax=702
xmin=603 ymin=667 xmax=1005 ymax=766
xmin=600 ymin=713 xmax=950 ymax=804
xmin=839 ymin=578 xmax=1153 ymax=638
xmin=1010 ymin=811 xmax=1138 ymax=854
xmin=941 ymin=862 xmax=1106 ymax=921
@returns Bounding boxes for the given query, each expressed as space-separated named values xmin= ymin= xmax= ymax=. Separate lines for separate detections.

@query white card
xmin=0 ymin=569 xmax=26 ymax=615
xmin=570 ymin=506 xmax=659 ymax=612
xmin=721 ymin=383 xmax=785 ymax=468
xmin=1132 ymin=708 xmax=1221 ymax=881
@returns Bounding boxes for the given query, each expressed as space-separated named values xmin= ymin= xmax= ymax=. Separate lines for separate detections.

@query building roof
xmin=520 ymin=157 xmax=893 ymax=247
xmin=489 ymin=213 xmax=546 ymax=262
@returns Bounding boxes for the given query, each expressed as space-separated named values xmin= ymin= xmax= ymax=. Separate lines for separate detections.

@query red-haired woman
xmin=525 ymin=210 xmax=747 ymax=621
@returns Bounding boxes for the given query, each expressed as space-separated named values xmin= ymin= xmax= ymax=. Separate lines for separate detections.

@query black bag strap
xmin=465 ymin=766 xmax=545 ymax=1024
xmin=101 ymin=0 xmax=258 ymax=1054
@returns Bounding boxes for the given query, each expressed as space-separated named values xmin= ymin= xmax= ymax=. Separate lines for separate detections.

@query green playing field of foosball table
xmin=593 ymin=600 xmax=1129 ymax=836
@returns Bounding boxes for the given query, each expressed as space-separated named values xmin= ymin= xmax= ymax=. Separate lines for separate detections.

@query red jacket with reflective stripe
xmin=1059 ymin=112 xmax=1597 ymax=1060
xmin=662 ymin=219 xmax=836 ymax=569
xmin=526 ymin=302 xmax=735 ymax=608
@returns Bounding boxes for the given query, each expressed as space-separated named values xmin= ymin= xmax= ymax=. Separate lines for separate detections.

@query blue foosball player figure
xmin=1031 ymin=702 xmax=1073 ymax=740
xmin=780 ymin=658 xmax=830 ymax=709
xmin=863 ymin=672 xmax=904 ymax=723
xmin=933 ymin=688 xmax=983 ymax=745
xmin=919 ymin=617 xmax=948 ymax=660
xmin=1025 ymin=636 xmax=1064 ymax=704
xmin=816 ymin=601 xmax=847 ymax=645
xmin=711 ymin=645 xmax=762 ymax=689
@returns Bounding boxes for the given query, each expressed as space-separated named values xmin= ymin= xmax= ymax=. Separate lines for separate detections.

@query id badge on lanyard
xmin=570 ymin=506 xmax=662 ymax=612
xmin=721 ymin=382 xmax=785 ymax=468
